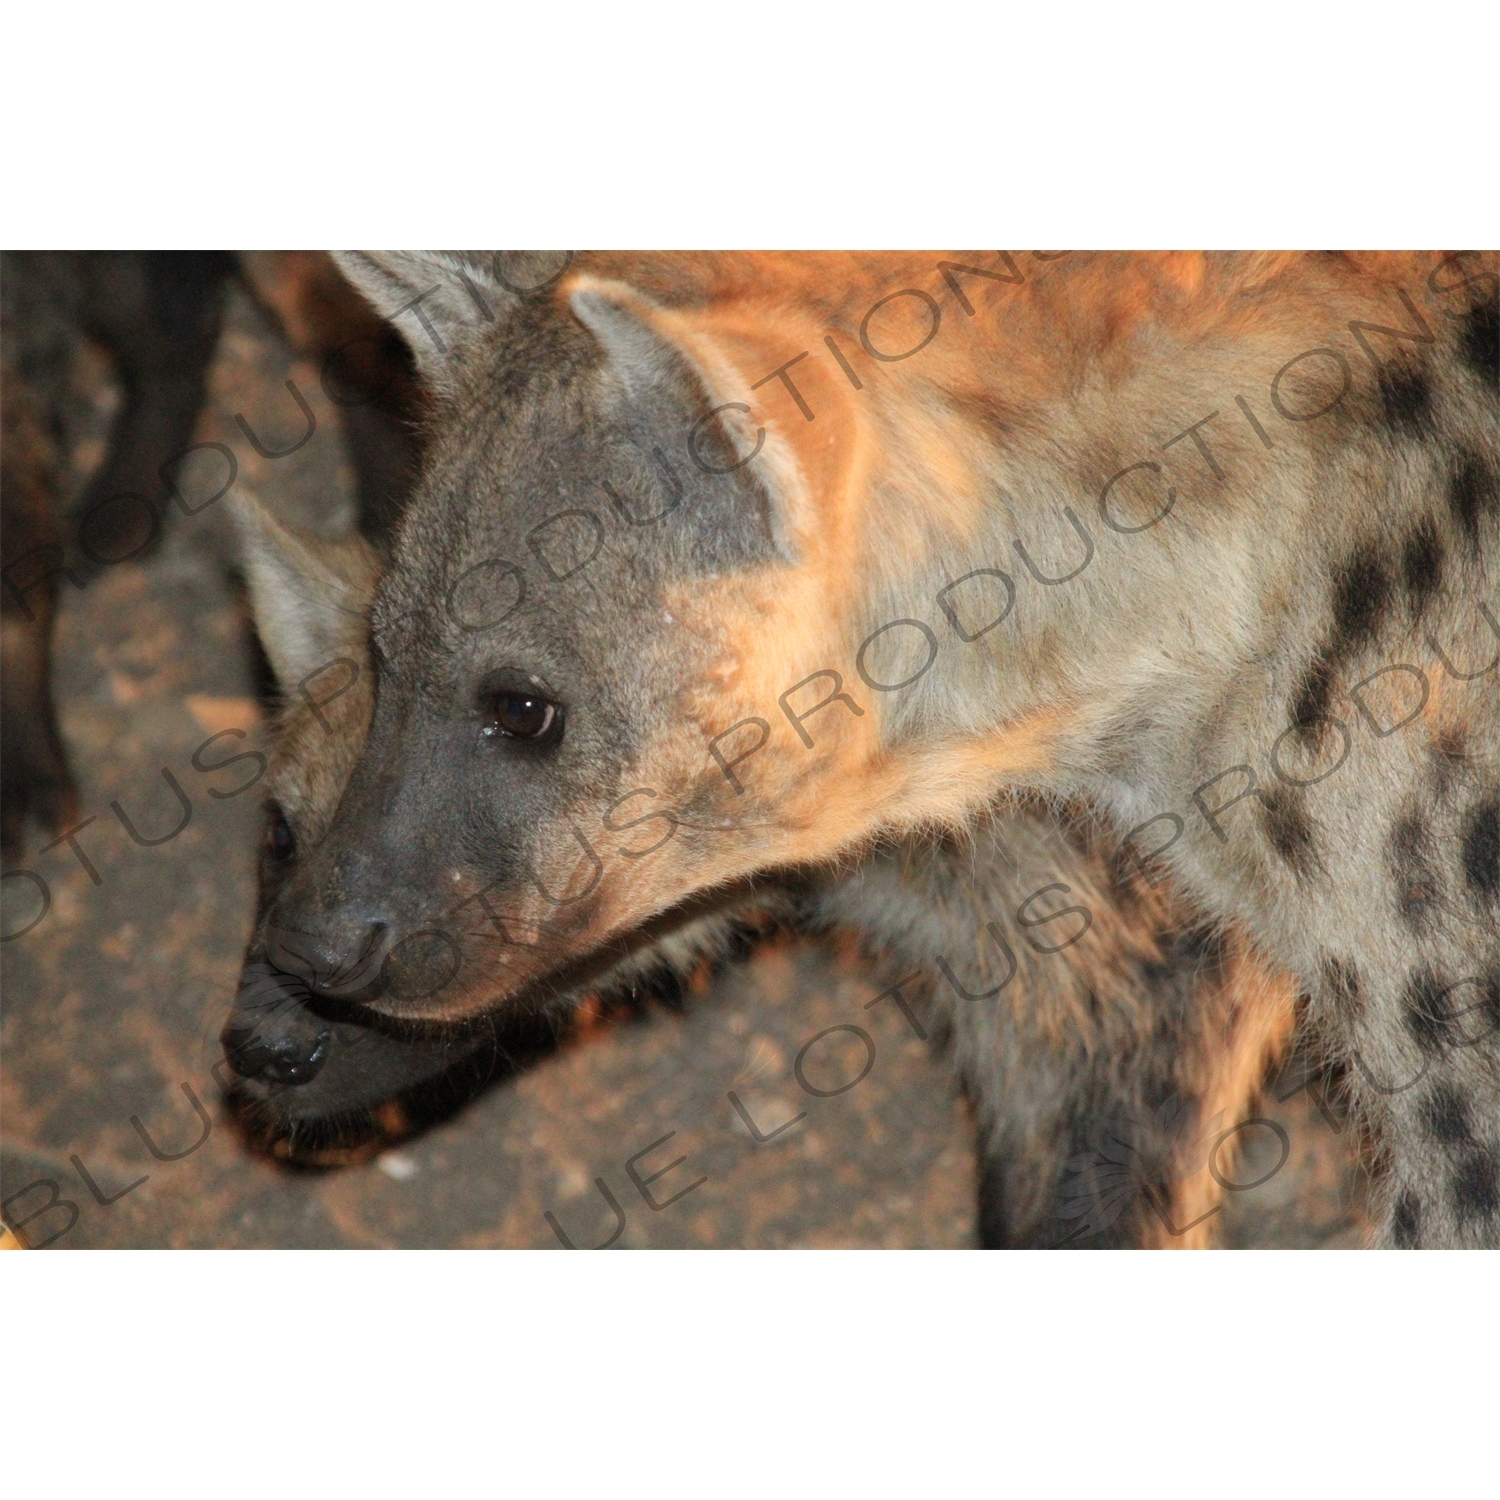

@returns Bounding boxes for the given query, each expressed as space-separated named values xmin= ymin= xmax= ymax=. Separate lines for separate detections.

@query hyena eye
xmin=488 ymin=693 xmax=557 ymax=739
xmin=477 ymin=671 xmax=565 ymax=745
xmin=266 ymin=806 xmax=296 ymax=864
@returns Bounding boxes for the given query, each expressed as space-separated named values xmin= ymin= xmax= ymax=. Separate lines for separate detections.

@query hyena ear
xmin=333 ymin=251 xmax=573 ymax=384
xmin=569 ymin=280 xmax=808 ymax=557
xmin=569 ymin=286 xmax=689 ymax=398
xmin=229 ymin=489 xmax=379 ymax=694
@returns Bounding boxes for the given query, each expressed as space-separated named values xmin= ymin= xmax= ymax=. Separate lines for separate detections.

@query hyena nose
xmin=220 ymin=963 xmax=332 ymax=1086
xmin=264 ymin=919 xmax=391 ymax=1002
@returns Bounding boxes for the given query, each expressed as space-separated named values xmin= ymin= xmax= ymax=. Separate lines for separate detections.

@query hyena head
xmin=224 ymin=251 xmax=1015 ymax=1123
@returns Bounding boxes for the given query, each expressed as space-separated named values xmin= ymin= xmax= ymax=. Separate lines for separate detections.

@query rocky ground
xmin=0 ymin=275 xmax=1371 ymax=1249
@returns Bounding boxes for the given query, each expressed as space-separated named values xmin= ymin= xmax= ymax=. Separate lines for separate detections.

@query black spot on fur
xmin=1405 ymin=966 xmax=1456 ymax=1053
xmin=1392 ymin=1190 xmax=1421 ymax=1247
xmin=1322 ymin=955 xmax=1361 ymax=1018
xmin=1378 ymin=362 xmax=1433 ymax=435
xmin=1453 ymin=1150 xmax=1499 ymax=1224
xmin=1401 ymin=519 xmax=1444 ymax=617
xmin=1389 ymin=810 xmax=1443 ymax=930
xmin=1262 ymin=784 xmax=1319 ymax=876
xmin=1462 ymin=296 xmax=1499 ymax=391
xmin=1449 ymin=450 xmax=1498 ymax=551
xmin=1290 ymin=658 xmax=1336 ymax=737
xmin=1290 ymin=545 xmax=1394 ymax=740
xmin=1333 ymin=545 xmax=1394 ymax=652
xmin=1421 ymin=1083 xmax=1473 ymax=1144
xmin=1462 ymin=796 xmax=1499 ymax=901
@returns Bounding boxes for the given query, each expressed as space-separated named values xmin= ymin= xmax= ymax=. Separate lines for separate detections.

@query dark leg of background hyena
xmin=3 ymin=252 xmax=79 ymax=858
xmin=64 ymin=252 xmax=234 ymax=571
xmin=1 ymin=251 xmax=231 ymax=860
xmin=812 ymin=804 xmax=1296 ymax=1248
xmin=0 ymin=251 xmax=423 ymax=860
xmin=1 ymin=341 xmax=76 ymax=855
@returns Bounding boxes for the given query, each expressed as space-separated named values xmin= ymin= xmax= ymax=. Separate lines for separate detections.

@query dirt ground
xmin=0 ymin=279 xmax=1373 ymax=1249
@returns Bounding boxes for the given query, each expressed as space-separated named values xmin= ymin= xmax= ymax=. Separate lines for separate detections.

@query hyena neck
xmin=849 ymin=276 xmax=1499 ymax=985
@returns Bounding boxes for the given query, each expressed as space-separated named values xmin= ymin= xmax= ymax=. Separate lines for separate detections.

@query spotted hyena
xmin=222 ymin=251 xmax=1498 ymax=1247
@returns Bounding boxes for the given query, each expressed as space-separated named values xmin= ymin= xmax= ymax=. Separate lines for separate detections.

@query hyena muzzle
xmin=221 ymin=251 xmax=1498 ymax=1248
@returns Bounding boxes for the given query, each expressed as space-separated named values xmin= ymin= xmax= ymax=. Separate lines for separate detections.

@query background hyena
xmin=0 ymin=250 xmax=425 ymax=865
xmin=222 ymin=251 xmax=1498 ymax=1248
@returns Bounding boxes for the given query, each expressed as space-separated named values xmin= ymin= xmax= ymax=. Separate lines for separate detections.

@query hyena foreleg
xmin=810 ymin=805 xmax=1297 ymax=1247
